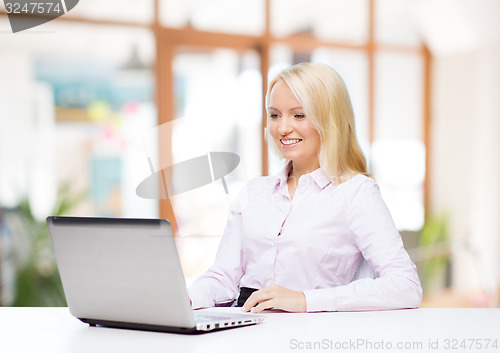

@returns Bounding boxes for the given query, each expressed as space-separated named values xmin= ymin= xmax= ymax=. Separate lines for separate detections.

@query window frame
xmin=0 ymin=0 xmax=432 ymax=231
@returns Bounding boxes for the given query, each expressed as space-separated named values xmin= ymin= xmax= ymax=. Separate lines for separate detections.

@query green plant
xmin=10 ymin=183 xmax=86 ymax=307
xmin=418 ymin=214 xmax=450 ymax=293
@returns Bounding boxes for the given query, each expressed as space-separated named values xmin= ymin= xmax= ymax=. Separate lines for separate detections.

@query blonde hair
xmin=266 ymin=62 xmax=368 ymax=182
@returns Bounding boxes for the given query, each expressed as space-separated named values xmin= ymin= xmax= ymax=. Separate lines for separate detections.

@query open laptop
xmin=46 ymin=216 xmax=264 ymax=334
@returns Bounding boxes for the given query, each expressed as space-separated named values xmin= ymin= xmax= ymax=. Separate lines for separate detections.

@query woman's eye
xmin=270 ymin=114 xmax=279 ymax=119
xmin=295 ymin=114 xmax=305 ymax=119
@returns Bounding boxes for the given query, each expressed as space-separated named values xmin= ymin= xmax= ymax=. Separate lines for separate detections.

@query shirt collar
xmin=274 ymin=162 xmax=332 ymax=190
xmin=309 ymin=168 xmax=332 ymax=189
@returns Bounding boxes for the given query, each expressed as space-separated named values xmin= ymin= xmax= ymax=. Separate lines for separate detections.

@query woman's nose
xmin=278 ymin=116 xmax=293 ymax=135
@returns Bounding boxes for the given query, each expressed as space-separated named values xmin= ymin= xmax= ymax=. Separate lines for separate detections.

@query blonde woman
xmin=188 ymin=62 xmax=422 ymax=313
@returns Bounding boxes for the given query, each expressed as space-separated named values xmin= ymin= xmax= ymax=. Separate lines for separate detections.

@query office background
xmin=0 ymin=0 xmax=499 ymax=308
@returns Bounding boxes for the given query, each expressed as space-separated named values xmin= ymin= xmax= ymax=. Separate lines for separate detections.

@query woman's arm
xmin=304 ymin=178 xmax=422 ymax=312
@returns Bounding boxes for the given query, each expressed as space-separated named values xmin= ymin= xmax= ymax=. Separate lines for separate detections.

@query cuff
xmin=187 ymin=286 xmax=214 ymax=310
xmin=303 ymin=288 xmax=337 ymax=312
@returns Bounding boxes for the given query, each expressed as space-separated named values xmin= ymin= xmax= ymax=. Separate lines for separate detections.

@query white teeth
xmin=281 ymin=139 xmax=301 ymax=145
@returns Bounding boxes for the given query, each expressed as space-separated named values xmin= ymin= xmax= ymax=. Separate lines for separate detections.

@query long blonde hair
xmin=266 ymin=62 xmax=367 ymax=182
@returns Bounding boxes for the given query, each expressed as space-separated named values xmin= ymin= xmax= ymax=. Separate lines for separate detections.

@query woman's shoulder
xmin=339 ymin=173 xmax=377 ymax=190
xmin=330 ymin=173 xmax=381 ymax=203
xmin=336 ymin=174 xmax=386 ymax=209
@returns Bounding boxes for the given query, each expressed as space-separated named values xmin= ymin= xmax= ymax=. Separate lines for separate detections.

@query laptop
xmin=46 ymin=216 xmax=264 ymax=334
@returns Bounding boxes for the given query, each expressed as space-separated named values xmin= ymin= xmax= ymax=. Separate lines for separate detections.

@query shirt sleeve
xmin=187 ymin=189 xmax=245 ymax=309
xmin=303 ymin=178 xmax=423 ymax=312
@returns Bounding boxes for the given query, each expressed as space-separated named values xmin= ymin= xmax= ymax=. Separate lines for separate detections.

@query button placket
xmin=273 ymin=197 xmax=292 ymax=283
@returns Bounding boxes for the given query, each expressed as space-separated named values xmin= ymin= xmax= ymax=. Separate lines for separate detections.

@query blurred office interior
xmin=0 ymin=0 xmax=499 ymax=308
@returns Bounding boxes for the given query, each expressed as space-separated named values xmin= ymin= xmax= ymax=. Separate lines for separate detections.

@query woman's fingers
xmin=251 ymin=299 xmax=276 ymax=313
xmin=241 ymin=289 xmax=273 ymax=312
xmin=241 ymin=284 xmax=306 ymax=313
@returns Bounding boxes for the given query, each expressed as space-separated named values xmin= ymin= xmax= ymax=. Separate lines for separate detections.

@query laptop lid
xmin=47 ymin=216 xmax=196 ymax=329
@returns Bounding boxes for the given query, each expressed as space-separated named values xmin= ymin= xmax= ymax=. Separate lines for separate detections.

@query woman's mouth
xmin=280 ymin=138 xmax=302 ymax=147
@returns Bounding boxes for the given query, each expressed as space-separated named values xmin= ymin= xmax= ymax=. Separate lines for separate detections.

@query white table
xmin=1 ymin=307 xmax=499 ymax=353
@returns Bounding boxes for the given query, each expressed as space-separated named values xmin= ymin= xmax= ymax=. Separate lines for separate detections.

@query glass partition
xmin=63 ymin=0 xmax=154 ymax=24
xmin=375 ymin=0 xmax=421 ymax=45
xmin=160 ymin=0 xmax=265 ymax=35
xmin=0 ymin=21 xmax=157 ymax=219
xmin=170 ymin=48 xmax=262 ymax=282
xmin=271 ymin=0 xmax=369 ymax=45
xmin=373 ymin=51 xmax=425 ymax=231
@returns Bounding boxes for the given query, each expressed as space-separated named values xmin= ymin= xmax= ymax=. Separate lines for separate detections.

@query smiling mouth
xmin=280 ymin=139 xmax=302 ymax=146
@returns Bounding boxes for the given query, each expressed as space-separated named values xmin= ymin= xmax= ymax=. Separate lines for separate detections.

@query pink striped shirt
xmin=188 ymin=165 xmax=422 ymax=312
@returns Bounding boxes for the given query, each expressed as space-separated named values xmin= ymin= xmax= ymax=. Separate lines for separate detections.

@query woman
xmin=188 ymin=62 xmax=422 ymax=313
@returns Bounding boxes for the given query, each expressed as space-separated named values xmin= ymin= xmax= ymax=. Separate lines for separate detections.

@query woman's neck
xmin=287 ymin=161 xmax=320 ymax=182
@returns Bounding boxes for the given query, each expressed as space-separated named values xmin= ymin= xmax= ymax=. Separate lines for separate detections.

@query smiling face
xmin=268 ymin=80 xmax=321 ymax=172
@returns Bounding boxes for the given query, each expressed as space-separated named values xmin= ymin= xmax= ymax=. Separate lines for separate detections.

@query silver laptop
xmin=46 ymin=216 xmax=264 ymax=334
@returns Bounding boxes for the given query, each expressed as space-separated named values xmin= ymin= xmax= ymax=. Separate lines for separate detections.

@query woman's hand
xmin=241 ymin=284 xmax=306 ymax=313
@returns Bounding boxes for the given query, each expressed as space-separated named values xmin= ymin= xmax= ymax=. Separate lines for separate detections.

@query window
xmin=0 ymin=20 xmax=157 ymax=218
xmin=160 ymin=0 xmax=265 ymax=35
xmin=0 ymin=1 xmax=430 ymax=283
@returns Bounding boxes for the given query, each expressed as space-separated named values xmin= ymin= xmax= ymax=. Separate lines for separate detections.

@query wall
xmin=426 ymin=0 xmax=500 ymax=294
